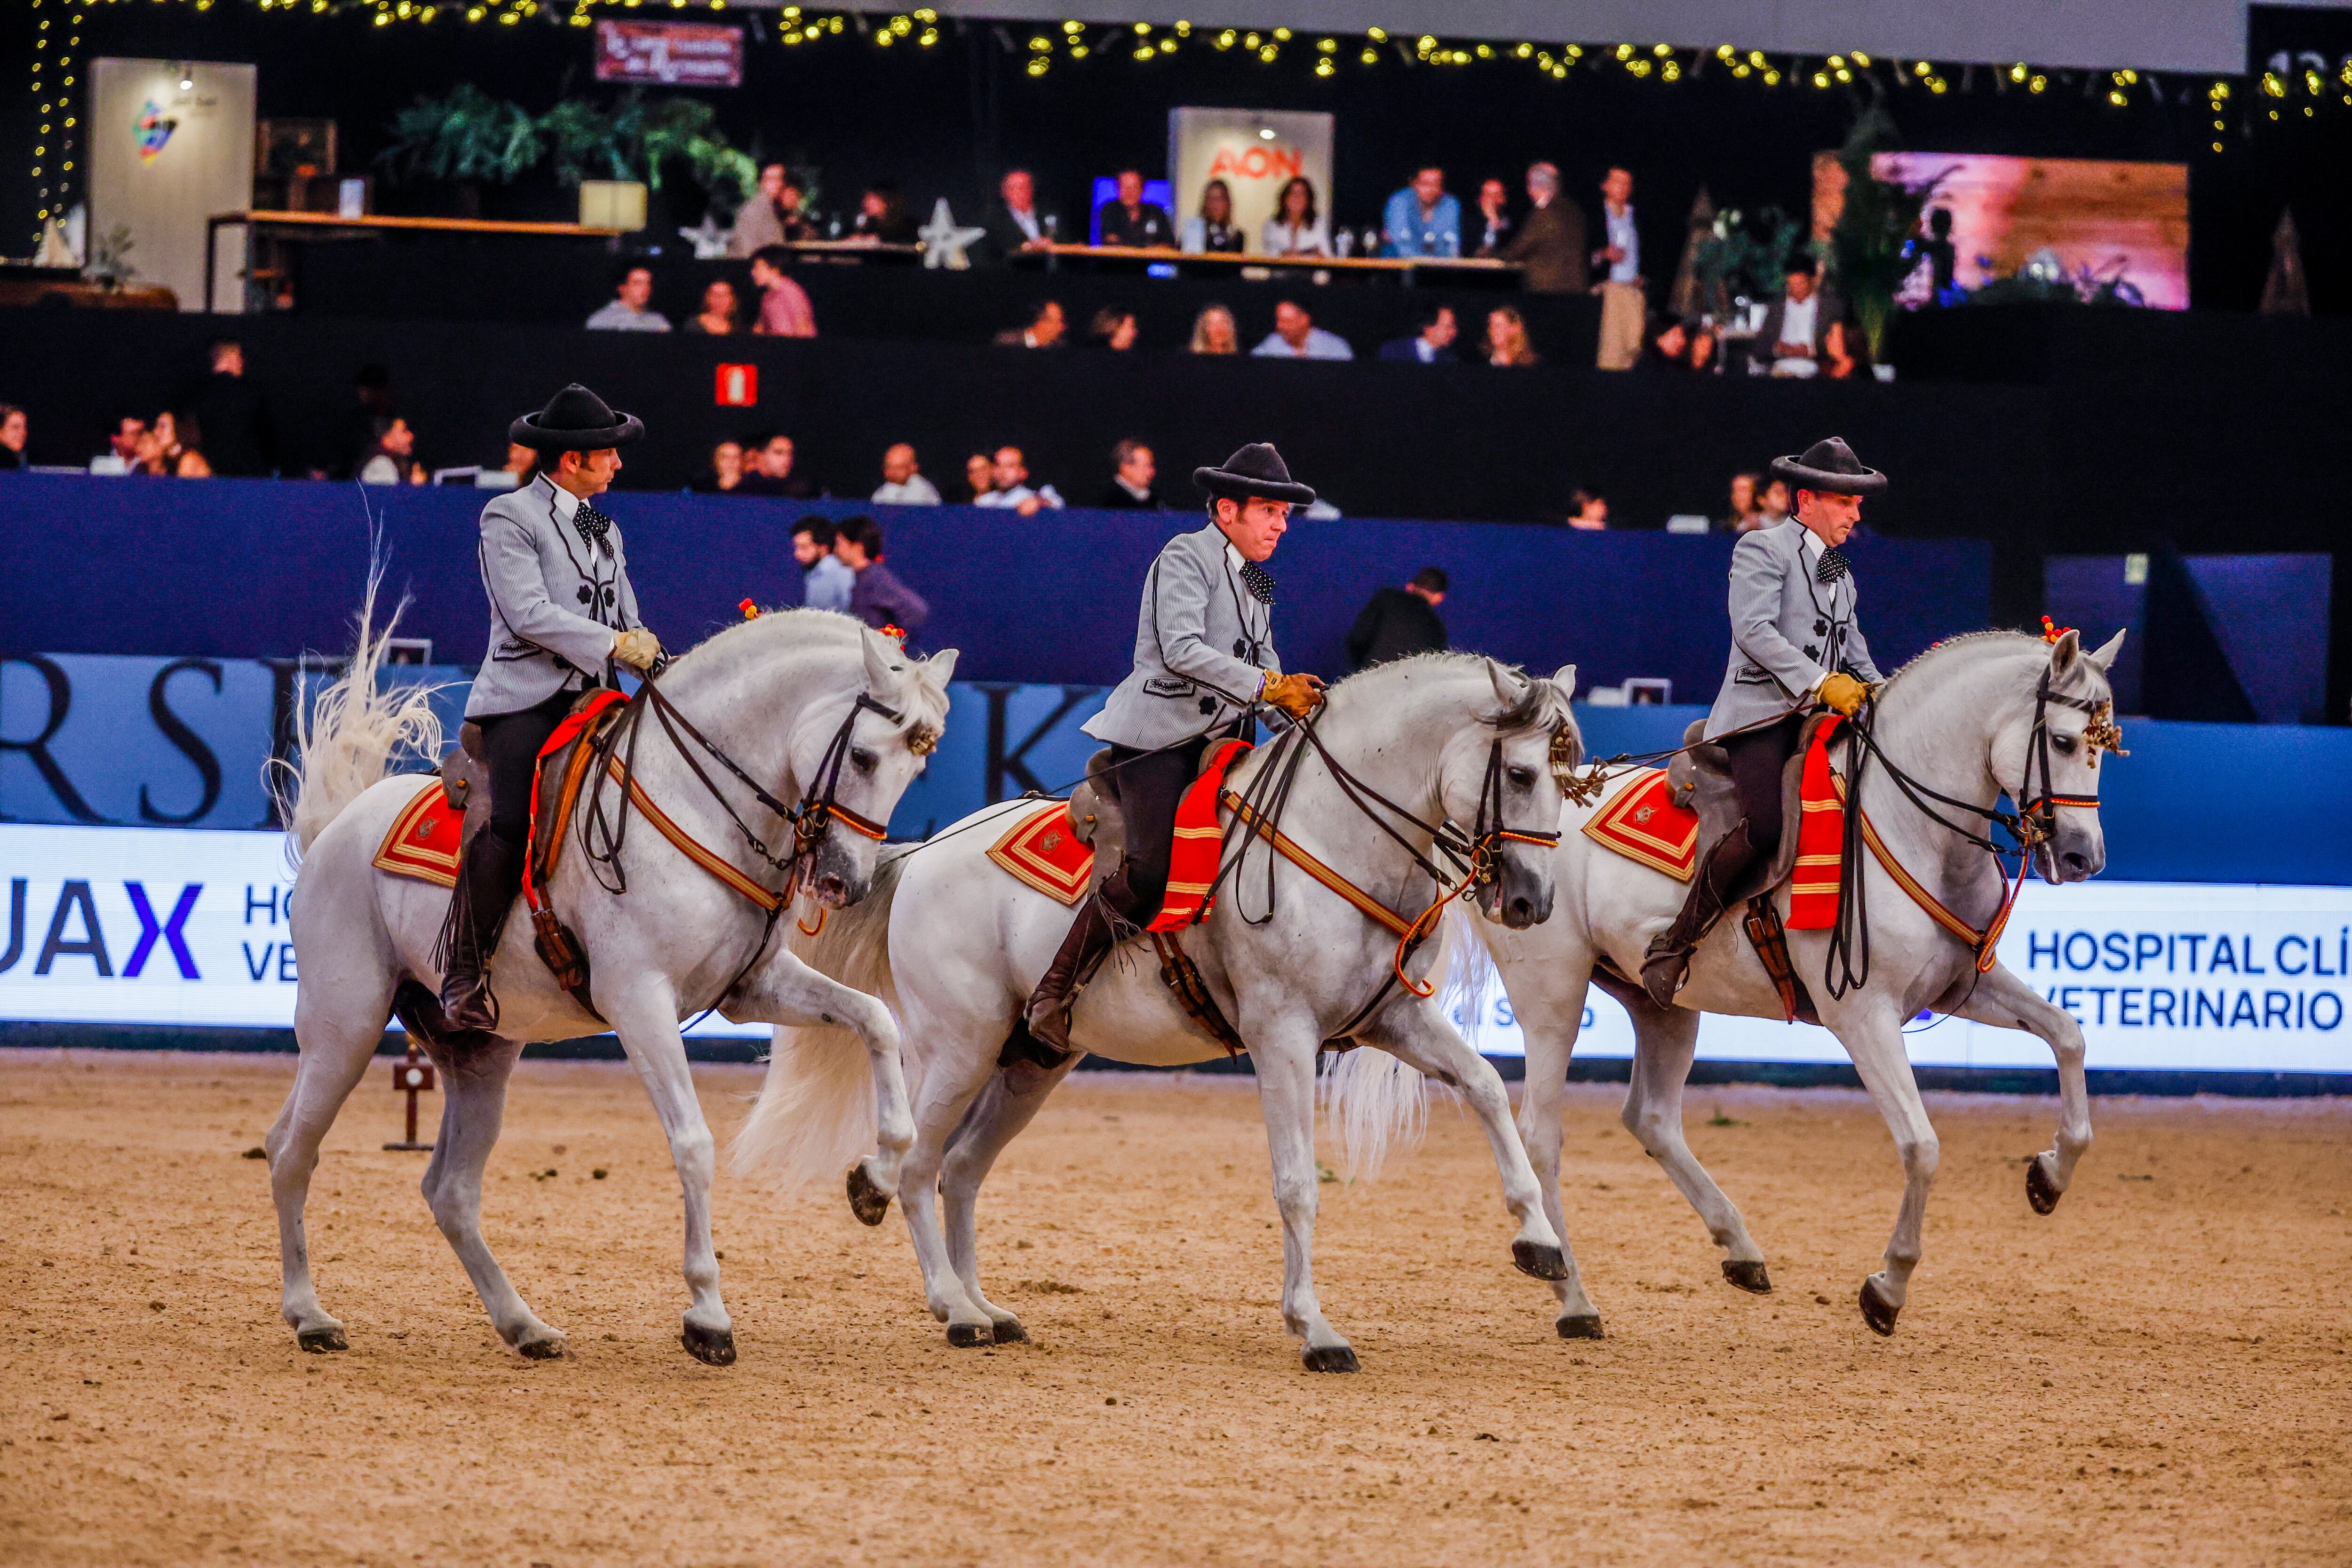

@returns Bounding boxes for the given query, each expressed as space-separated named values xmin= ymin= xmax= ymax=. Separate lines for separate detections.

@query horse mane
xmin=1329 ymin=651 xmax=1571 ymax=732
xmin=662 ymin=606 xmax=952 ymax=734
xmin=1880 ymin=626 xmax=2111 ymax=707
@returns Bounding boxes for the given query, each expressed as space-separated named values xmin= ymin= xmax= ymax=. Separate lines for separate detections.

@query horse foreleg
xmin=1617 ymin=994 xmax=1771 ymax=1294
xmin=938 ymin=1056 xmax=1078 ymax=1344
xmin=1495 ymin=948 xmax=1606 ymax=1338
xmin=417 ymin=1035 xmax=566 ymax=1358
xmin=267 ymin=994 xmax=390 ymax=1352
xmin=1836 ymin=1004 xmax=1941 ymax=1336
xmin=729 ymin=947 xmax=914 ymax=1221
xmin=1939 ymin=961 xmax=2093 ymax=1214
xmin=1253 ymin=1028 xmax=1359 ymax=1371
xmin=604 ymin=983 xmax=735 ymax=1365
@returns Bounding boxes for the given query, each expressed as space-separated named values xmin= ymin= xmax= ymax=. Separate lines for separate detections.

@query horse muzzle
xmin=803 ymin=841 xmax=874 ymax=909
xmin=1479 ymin=855 xmax=1555 ymax=930
xmin=2038 ymin=822 xmax=2106 ymax=885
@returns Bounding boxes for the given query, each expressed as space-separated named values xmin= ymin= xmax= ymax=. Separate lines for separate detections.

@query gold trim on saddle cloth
xmin=985 ymin=801 xmax=1094 ymax=907
xmin=1577 ymin=767 xmax=1699 ymax=883
xmin=371 ymin=779 xmax=464 ymax=888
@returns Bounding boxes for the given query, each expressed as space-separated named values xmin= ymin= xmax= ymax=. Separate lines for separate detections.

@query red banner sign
xmin=594 ymin=20 xmax=744 ymax=88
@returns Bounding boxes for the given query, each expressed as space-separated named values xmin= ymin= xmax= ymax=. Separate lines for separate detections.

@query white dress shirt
xmin=872 ymin=475 xmax=943 ymax=505
xmin=1603 ymin=203 xmax=1640 ymax=283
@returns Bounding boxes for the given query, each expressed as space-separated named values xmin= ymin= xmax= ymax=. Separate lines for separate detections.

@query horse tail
xmin=1320 ymin=909 xmax=1490 ymax=1180
xmin=267 ymin=561 xmax=446 ymax=865
xmin=731 ymin=847 xmax=908 ymax=1190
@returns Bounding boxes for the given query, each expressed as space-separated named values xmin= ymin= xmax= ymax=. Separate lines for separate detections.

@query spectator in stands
xmin=1183 ymin=179 xmax=1246 ymax=254
xmin=1639 ymin=316 xmax=1717 ymax=373
xmin=747 ymin=247 xmax=817 ymax=338
xmin=695 ymin=439 xmax=746 ymax=494
xmin=1720 ymin=471 xmax=1764 ymax=533
xmin=975 ymin=446 xmax=1065 ymax=514
xmin=994 ymin=299 xmax=1066 ymax=349
xmin=1262 ymin=176 xmax=1331 ymax=257
xmin=1252 ymin=301 xmax=1354 ymax=361
xmin=685 ymin=279 xmax=741 ymax=335
xmin=1594 ymin=167 xmax=1645 ymax=370
xmin=1484 ymin=306 xmax=1540 ymax=367
xmin=1096 ymin=439 xmax=1161 ymax=508
xmin=793 ymin=516 xmax=856 ymax=612
xmin=91 ymin=412 xmax=145 ymax=475
xmin=1758 ymin=263 xmax=1855 ymax=379
xmin=1383 ymin=166 xmax=1461 ymax=259
xmin=1188 ymin=304 xmax=1240 ymax=354
xmin=1087 ymin=307 xmax=1140 ymax=351
xmin=150 ymin=411 xmax=211 ymax=478
xmin=963 ymin=452 xmax=997 ymax=501
xmin=850 ymin=183 xmax=918 ymax=246
xmin=491 ymin=440 xmax=538 ymax=492
xmin=1347 ymin=567 xmax=1450 ymax=670
xmin=1567 ymin=489 xmax=1609 ymax=530
xmin=1473 ymin=179 xmax=1512 ymax=255
xmin=730 ymin=164 xmax=811 ymax=256
xmin=586 ymin=264 xmax=671 ymax=332
xmin=0 ymin=404 xmax=24 ymax=469
xmin=834 ymin=516 xmax=930 ymax=632
xmin=1378 ymin=303 xmax=1460 ymax=363
xmin=187 ymin=338 xmax=274 ymax=477
xmin=1096 ymin=170 xmax=1175 ymax=249
xmin=358 ymin=416 xmax=422 ymax=485
xmin=1757 ymin=477 xmax=1792 ymax=527
xmin=739 ymin=433 xmax=818 ymax=499
xmin=1500 ymin=161 xmax=1588 ymax=294
xmin=331 ymin=364 xmax=397 ymax=481
xmin=979 ymin=168 xmax=1057 ymax=263
xmin=873 ymin=442 xmax=942 ymax=505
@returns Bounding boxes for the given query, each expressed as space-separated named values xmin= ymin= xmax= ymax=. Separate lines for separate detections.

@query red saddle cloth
xmin=986 ymin=802 xmax=1095 ymax=907
xmin=372 ymin=781 xmax=464 ymax=887
xmin=1579 ymin=768 xmax=1699 ymax=882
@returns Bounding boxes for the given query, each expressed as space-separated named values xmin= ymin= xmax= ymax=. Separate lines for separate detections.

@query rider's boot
xmin=1022 ymin=880 xmax=1130 ymax=1057
xmin=1640 ymin=820 xmax=1759 ymax=1009
xmin=438 ymin=831 xmax=526 ymax=1034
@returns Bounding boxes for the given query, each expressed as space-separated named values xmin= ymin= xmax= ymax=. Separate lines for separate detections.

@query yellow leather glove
xmin=1260 ymin=670 xmax=1327 ymax=719
xmin=1817 ymin=672 xmax=1868 ymax=717
xmin=612 ymin=627 xmax=663 ymax=672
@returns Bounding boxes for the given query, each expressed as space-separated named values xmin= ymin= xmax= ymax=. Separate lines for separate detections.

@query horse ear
xmin=921 ymin=647 xmax=960 ymax=687
xmin=1549 ymin=664 xmax=1578 ymax=701
xmin=2045 ymin=627 xmax=2082 ymax=680
xmin=859 ymin=625 xmax=908 ymax=697
xmin=1486 ymin=658 xmax=1530 ymax=713
xmin=2086 ymin=629 xmax=2126 ymax=672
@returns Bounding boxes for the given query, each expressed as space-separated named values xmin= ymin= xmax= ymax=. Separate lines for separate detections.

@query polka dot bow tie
xmin=573 ymin=502 xmax=615 ymax=549
xmin=1238 ymin=560 xmax=1277 ymax=605
xmin=1814 ymin=545 xmax=1850 ymax=586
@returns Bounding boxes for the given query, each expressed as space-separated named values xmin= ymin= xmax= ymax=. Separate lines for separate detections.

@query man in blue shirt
xmin=792 ymin=517 xmax=856 ymax=613
xmin=1382 ymin=167 xmax=1462 ymax=259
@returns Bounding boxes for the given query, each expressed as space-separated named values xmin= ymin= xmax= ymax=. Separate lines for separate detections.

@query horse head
xmin=2000 ymin=628 xmax=2125 ymax=886
xmin=1450 ymin=660 xmax=1580 ymax=930
xmin=793 ymin=626 xmax=957 ymax=908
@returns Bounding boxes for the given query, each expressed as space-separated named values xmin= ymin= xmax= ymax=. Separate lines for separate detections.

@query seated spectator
xmin=729 ymin=164 xmax=790 ymax=257
xmin=152 ymin=411 xmax=211 ymax=478
xmin=1500 ymin=162 xmax=1588 ymax=294
xmin=476 ymin=440 xmax=538 ymax=492
xmin=748 ymin=247 xmax=816 ymax=338
xmin=963 ymin=452 xmax=997 ymax=501
xmin=333 ymin=364 xmax=397 ymax=481
xmin=1473 ymin=178 xmax=1512 ymax=256
xmin=1086 ymin=307 xmax=1139 ymax=351
xmin=1638 ymin=316 xmax=1717 ymax=373
xmin=1096 ymin=170 xmax=1175 ymax=249
xmin=994 ymin=300 xmax=1066 ymax=349
xmin=1566 ymin=489 xmax=1608 ymax=530
xmin=694 ymin=439 xmax=746 ymax=494
xmin=1347 ymin=567 xmax=1450 ymax=670
xmin=685 ymin=279 xmax=741 ymax=335
xmin=1251 ymin=301 xmax=1354 ymax=361
xmin=850 ymin=183 xmax=918 ymax=246
xmin=1720 ymin=471 xmax=1764 ymax=533
xmin=586 ymin=264 xmax=671 ymax=332
xmin=973 ymin=446 xmax=1064 ymax=514
xmin=979 ymin=168 xmax=1057 ymax=263
xmin=834 ymin=516 xmax=930 ymax=632
xmin=188 ymin=337 xmax=273 ymax=477
xmin=1483 ymin=306 xmax=1539 ymax=367
xmin=1189 ymin=304 xmax=1240 ymax=354
xmin=1096 ymin=439 xmax=1160 ymax=509
xmin=358 ymin=416 xmax=422 ymax=486
xmin=0 ymin=403 xmax=25 ymax=469
xmin=1757 ymin=478 xmax=1792 ymax=527
xmin=873 ymin=442 xmax=942 ymax=505
xmin=1758 ymin=264 xmax=1854 ymax=379
xmin=738 ymin=433 xmax=818 ymax=499
xmin=1378 ymin=303 xmax=1459 ymax=363
xmin=1261 ymin=176 xmax=1331 ymax=257
xmin=1383 ymin=166 xmax=1462 ymax=259
xmin=91 ymin=412 xmax=145 ymax=475
xmin=1182 ymin=179 xmax=1246 ymax=254
xmin=793 ymin=516 xmax=856 ymax=612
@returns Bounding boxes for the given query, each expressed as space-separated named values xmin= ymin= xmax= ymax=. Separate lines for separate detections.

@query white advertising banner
xmin=89 ymin=59 xmax=257 ymax=313
xmin=1167 ymin=107 xmax=1333 ymax=252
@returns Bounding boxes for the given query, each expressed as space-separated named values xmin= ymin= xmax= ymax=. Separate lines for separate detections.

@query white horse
xmin=734 ymin=654 xmax=1581 ymax=1372
xmin=1335 ymin=627 xmax=2127 ymax=1339
xmin=264 ymin=604 xmax=954 ymax=1363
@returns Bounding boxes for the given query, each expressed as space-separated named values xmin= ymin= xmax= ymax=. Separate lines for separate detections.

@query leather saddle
xmin=437 ymin=723 xmax=496 ymax=857
xmin=1664 ymin=710 xmax=1844 ymax=909
xmin=1066 ymin=749 xmax=1130 ymax=905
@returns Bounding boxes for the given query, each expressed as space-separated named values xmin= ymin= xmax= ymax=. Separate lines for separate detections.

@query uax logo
xmin=1 ymin=877 xmax=204 ymax=979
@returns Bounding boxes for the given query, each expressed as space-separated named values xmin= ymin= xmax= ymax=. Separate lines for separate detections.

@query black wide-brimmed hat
xmin=1193 ymin=442 xmax=1316 ymax=506
xmin=509 ymin=383 xmax=645 ymax=453
xmin=1771 ymin=437 xmax=1886 ymax=496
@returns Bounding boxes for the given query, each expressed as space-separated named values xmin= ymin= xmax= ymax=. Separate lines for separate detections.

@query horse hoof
xmin=845 ymin=1163 xmax=892 ymax=1227
xmin=991 ymin=1318 xmax=1030 ymax=1345
xmin=1722 ymin=1259 xmax=1773 ymax=1294
xmin=296 ymin=1324 xmax=348 ymax=1354
xmin=1303 ymin=1344 xmax=1360 ymax=1374
xmin=2025 ymin=1156 xmax=2063 ymax=1216
xmin=516 ymin=1330 xmax=568 ymax=1361
xmin=1511 ymin=1240 xmax=1571 ymax=1281
xmin=680 ymin=1321 xmax=735 ymax=1366
xmin=946 ymin=1322 xmax=992 ymax=1349
xmin=1858 ymin=1277 xmax=1900 ymax=1337
xmin=1557 ymin=1313 xmax=1605 ymax=1340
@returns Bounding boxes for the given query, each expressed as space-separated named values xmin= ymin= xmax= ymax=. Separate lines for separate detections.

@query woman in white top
xmin=1180 ymin=179 xmax=1248 ymax=254
xmin=1259 ymin=176 xmax=1332 ymax=257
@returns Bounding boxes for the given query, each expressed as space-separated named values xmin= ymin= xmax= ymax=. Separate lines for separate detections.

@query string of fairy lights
xmin=25 ymin=0 xmax=2352 ymax=253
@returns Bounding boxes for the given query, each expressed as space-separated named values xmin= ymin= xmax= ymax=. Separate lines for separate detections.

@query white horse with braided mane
xmin=264 ymin=600 xmax=954 ymax=1364
xmin=1331 ymin=627 xmax=2128 ymax=1340
xmin=734 ymin=653 xmax=1581 ymax=1372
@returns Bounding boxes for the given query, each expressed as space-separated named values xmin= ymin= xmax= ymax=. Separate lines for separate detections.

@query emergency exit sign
xmin=715 ymin=364 xmax=758 ymax=406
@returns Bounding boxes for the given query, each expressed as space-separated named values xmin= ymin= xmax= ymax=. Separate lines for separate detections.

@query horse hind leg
xmin=894 ymin=1019 xmax=1008 ymax=1348
xmin=1505 ymin=958 xmax=1608 ymax=1339
xmin=1938 ymin=962 xmax=2093 ymax=1214
xmin=1612 ymin=981 xmax=1772 ymax=1294
xmin=268 ymin=979 xmax=397 ymax=1352
xmin=418 ymin=1033 xmax=567 ymax=1358
xmin=938 ymin=1056 xmax=1078 ymax=1344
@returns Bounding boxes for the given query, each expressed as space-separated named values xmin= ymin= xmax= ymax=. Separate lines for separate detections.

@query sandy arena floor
xmin=1 ymin=1050 xmax=2347 ymax=1567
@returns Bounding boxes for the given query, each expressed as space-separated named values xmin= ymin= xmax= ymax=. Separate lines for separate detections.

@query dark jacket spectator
xmin=1346 ymin=569 xmax=1450 ymax=670
xmin=993 ymin=300 xmax=1067 ymax=350
xmin=185 ymin=340 xmax=275 ymax=476
xmin=1095 ymin=439 xmax=1161 ymax=509
xmin=977 ymin=169 xmax=1057 ymax=263
xmin=835 ymin=516 xmax=929 ymax=632
xmin=1500 ymin=164 xmax=1589 ymax=294
xmin=737 ymin=432 xmax=818 ymax=499
xmin=0 ymin=404 xmax=25 ymax=469
xmin=1377 ymin=305 xmax=1460 ymax=364
xmin=1096 ymin=171 xmax=1174 ymax=248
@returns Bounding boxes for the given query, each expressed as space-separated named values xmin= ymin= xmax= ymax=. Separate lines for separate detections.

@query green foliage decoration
xmin=377 ymin=83 xmax=543 ymax=186
xmin=1826 ymin=103 xmax=1939 ymax=362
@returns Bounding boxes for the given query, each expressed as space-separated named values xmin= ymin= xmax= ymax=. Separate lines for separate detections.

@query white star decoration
xmin=917 ymin=198 xmax=987 ymax=270
xmin=677 ymin=215 xmax=731 ymax=259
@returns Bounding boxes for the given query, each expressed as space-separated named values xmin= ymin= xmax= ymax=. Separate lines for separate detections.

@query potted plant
xmin=377 ymin=84 xmax=542 ymax=219
xmin=1825 ymin=104 xmax=1939 ymax=373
